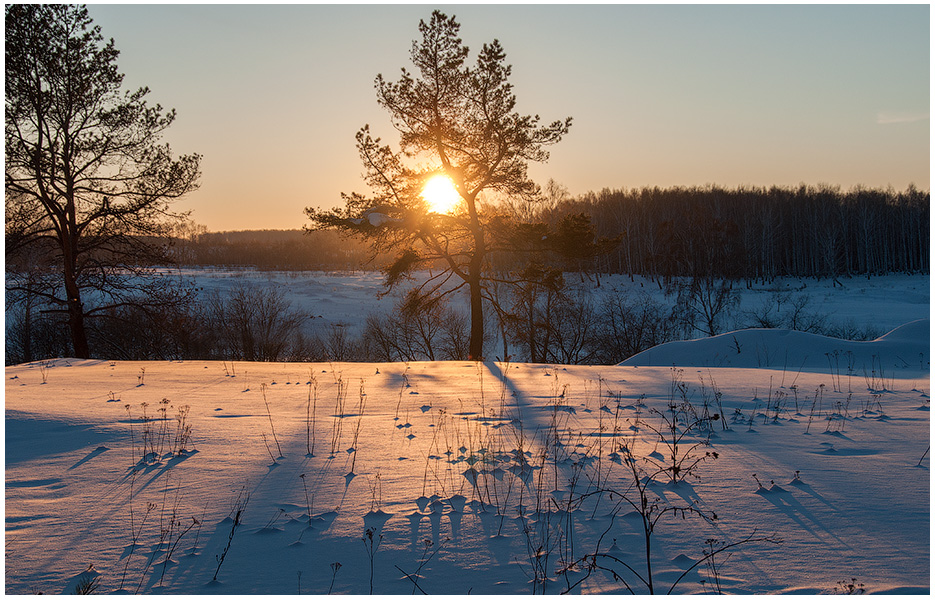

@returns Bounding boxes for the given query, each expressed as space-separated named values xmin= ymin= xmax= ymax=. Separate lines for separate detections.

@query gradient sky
xmin=85 ymin=3 xmax=930 ymax=232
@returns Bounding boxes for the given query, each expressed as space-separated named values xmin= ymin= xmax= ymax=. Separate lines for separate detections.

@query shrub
xmin=362 ymin=291 xmax=469 ymax=361
xmin=591 ymin=289 xmax=687 ymax=363
xmin=207 ymin=283 xmax=308 ymax=361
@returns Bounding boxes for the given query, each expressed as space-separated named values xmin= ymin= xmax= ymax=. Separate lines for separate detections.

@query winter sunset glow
xmin=421 ymin=174 xmax=462 ymax=214
xmin=5 ymin=3 xmax=929 ymax=596
xmin=80 ymin=4 xmax=928 ymax=230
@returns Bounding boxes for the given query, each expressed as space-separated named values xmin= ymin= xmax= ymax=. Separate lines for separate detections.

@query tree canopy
xmin=5 ymin=4 xmax=201 ymax=358
xmin=306 ymin=10 xmax=608 ymax=359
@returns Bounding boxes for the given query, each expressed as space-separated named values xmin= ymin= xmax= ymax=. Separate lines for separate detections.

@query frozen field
xmin=4 ymin=316 xmax=929 ymax=593
xmin=170 ymin=269 xmax=930 ymax=340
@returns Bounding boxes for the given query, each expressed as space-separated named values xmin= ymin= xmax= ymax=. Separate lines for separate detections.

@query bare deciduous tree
xmin=208 ymin=284 xmax=307 ymax=362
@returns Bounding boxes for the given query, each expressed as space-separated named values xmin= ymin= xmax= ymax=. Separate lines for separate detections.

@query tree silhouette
xmin=306 ymin=10 xmax=585 ymax=359
xmin=5 ymin=4 xmax=201 ymax=358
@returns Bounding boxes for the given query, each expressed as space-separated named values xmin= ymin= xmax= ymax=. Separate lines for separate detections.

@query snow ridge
xmin=620 ymin=319 xmax=929 ymax=370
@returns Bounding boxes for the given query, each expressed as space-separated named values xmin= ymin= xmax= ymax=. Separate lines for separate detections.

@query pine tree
xmin=6 ymin=4 xmax=201 ymax=358
xmin=307 ymin=10 xmax=601 ymax=360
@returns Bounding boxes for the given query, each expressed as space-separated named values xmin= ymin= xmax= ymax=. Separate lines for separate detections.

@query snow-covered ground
xmin=171 ymin=269 xmax=930 ymax=340
xmin=5 ymin=317 xmax=929 ymax=593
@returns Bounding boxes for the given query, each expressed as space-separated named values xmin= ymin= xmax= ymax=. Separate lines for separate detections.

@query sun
xmin=421 ymin=174 xmax=462 ymax=213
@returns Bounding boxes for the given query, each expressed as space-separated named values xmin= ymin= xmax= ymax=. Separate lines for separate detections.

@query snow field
xmin=4 ymin=319 xmax=929 ymax=593
xmin=172 ymin=269 xmax=930 ymax=340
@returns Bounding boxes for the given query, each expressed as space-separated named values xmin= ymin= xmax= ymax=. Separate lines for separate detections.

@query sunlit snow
xmin=4 ymin=278 xmax=930 ymax=594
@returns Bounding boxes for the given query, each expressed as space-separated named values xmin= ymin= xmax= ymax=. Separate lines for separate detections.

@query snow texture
xmin=3 ymin=276 xmax=930 ymax=595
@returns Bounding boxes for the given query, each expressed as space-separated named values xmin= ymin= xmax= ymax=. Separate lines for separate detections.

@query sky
xmin=84 ymin=3 xmax=930 ymax=232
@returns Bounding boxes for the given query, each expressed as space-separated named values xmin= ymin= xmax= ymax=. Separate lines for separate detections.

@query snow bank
xmin=620 ymin=319 xmax=930 ymax=371
xmin=5 ymin=354 xmax=929 ymax=594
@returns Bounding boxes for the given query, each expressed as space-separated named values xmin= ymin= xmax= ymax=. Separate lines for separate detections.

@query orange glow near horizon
xmin=420 ymin=174 xmax=462 ymax=214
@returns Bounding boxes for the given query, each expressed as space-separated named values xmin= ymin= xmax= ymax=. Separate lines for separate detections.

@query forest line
xmin=174 ymin=184 xmax=929 ymax=280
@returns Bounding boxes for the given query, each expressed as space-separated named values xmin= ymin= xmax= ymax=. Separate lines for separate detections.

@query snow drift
xmin=620 ymin=319 xmax=929 ymax=371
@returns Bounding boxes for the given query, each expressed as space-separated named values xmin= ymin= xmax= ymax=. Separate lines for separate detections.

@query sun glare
xmin=421 ymin=174 xmax=462 ymax=213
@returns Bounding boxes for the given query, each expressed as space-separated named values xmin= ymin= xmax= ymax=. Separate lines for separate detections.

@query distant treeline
xmin=173 ymin=229 xmax=385 ymax=271
xmin=176 ymin=184 xmax=928 ymax=279
xmin=10 ymin=183 xmax=926 ymax=365
xmin=560 ymin=184 xmax=929 ymax=281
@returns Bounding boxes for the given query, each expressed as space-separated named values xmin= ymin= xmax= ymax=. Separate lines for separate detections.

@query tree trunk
xmin=61 ymin=227 xmax=91 ymax=358
xmin=22 ymin=284 xmax=34 ymax=364
xmin=466 ymin=194 xmax=486 ymax=361
xmin=468 ymin=258 xmax=484 ymax=361
xmin=64 ymin=273 xmax=90 ymax=358
xmin=526 ymin=284 xmax=537 ymax=362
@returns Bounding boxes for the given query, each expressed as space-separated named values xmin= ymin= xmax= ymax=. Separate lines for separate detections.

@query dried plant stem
xmin=307 ymin=372 xmax=318 ymax=456
xmin=261 ymin=433 xmax=277 ymax=464
xmin=261 ymin=384 xmax=283 ymax=458
xmin=214 ymin=490 xmax=250 ymax=581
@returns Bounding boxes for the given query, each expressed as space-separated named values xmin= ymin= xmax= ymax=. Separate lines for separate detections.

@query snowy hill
xmin=5 ymin=321 xmax=930 ymax=594
xmin=620 ymin=319 xmax=930 ymax=372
